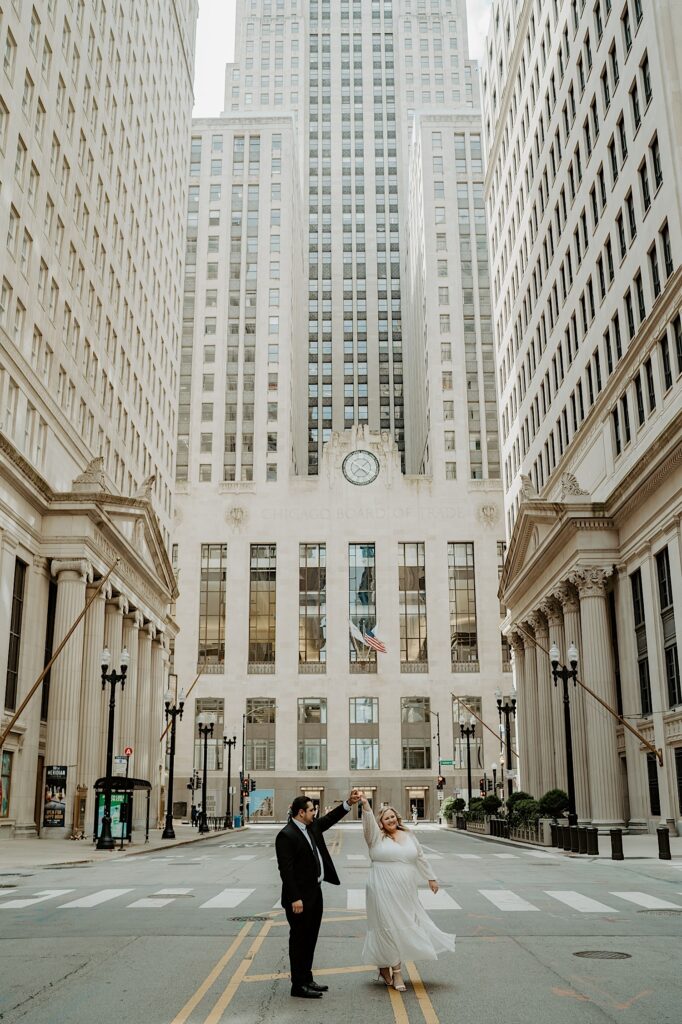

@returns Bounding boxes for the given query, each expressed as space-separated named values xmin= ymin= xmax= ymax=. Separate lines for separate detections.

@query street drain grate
xmin=229 ymin=916 xmax=268 ymax=922
xmin=574 ymin=951 xmax=631 ymax=960
xmin=638 ymin=909 xmax=682 ymax=917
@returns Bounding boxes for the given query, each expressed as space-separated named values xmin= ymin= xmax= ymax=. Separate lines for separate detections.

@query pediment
xmin=100 ymin=501 xmax=177 ymax=598
xmin=499 ymin=500 xmax=563 ymax=600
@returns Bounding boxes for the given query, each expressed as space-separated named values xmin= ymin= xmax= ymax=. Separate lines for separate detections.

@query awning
xmin=94 ymin=777 xmax=151 ymax=792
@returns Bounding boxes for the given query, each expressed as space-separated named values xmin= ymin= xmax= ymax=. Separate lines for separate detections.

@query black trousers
xmin=284 ymin=886 xmax=323 ymax=989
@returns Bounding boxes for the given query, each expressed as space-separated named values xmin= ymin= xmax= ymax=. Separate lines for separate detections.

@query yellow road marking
xmin=204 ymin=920 xmax=273 ymax=1024
xmin=270 ymin=913 xmax=366 ymax=927
xmin=168 ymin=922 xmax=253 ymax=1024
xmin=244 ymin=964 xmax=375 ymax=983
xmin=388 ymin=985 xmax=410 ymax=1024
xmin=405 ymin=962 xmax=440 ymax=1024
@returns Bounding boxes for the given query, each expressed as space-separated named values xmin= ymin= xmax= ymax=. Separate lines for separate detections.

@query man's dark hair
xmin=291 ymin=796 xmax=313 ymax=818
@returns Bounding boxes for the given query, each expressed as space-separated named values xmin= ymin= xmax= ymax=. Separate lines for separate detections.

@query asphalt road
xmin=1 ymin=824 xmax=681 ymax=1024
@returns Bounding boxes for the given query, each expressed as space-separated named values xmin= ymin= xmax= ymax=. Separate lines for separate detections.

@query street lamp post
xmin=491 ymin=762 xmax=498 ymax=794
xmin=549 ymin=641 xmax=580 ymax=828
xmin=495 ymin=688 xmax=517 ymax=798
xmin=197 ymin=712 xmax=216 ymax=833
xmin=97 ymin=647 xmax=130 ymax=851
xmin=187 ymin=770 xmax=200 ymax=825
xmin=162 ymin=682 xmax=185 ymax=840
xmin=459 ymin=716 xmax=475 ymax=808
xmin=223 ymin=734 xmax=237 ymax=828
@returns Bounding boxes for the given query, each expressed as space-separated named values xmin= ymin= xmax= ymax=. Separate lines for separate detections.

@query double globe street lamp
xmin=459 ymin=715 xmax=476 ymax=808
xmin=495 ymin=687 xmax=517 ymax=797
xmin=97 ymin=647 xmax=130 ymax=851
xmin=223 ymin=734 xmax=237 ymax=828
xmin=197 ymin=711 xmax=216 ymax=833
xmin=549 ymin=641 xmax=580 ymax=828
xmin=162 ymin=681 xmax=185 ymax=840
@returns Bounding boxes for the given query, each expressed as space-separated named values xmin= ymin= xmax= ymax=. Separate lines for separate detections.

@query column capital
xmin=126 ymin=609 xmax=145 ymax=630
xmin=526 ymin=611 xmax=547 ymax=637
xmin=551 ymin=581 xmax=580 ymax=613
xmin=509 ymin=629 xmax=525 ymax=653
xmin=143 ymin=622 xmax=157 ymax=641
xmin=539 ymin=596 xmax=563 ymax=627
xmin=107 ymin=594 xmax=129 ymax=615
xmin=569 ymin=566 xmax=613 ymax=598
xmin=51 ymin=558 xmax=93 ymax=583
xmin=87 ymin=579 xmax=112 ymax=602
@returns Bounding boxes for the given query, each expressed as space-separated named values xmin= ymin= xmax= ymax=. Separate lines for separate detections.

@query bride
xmin=359 ymin=795 xmax=455 ymax=992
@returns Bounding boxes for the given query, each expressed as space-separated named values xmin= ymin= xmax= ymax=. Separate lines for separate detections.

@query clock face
xmin=342 ymin=450 xmax=380 ymax=486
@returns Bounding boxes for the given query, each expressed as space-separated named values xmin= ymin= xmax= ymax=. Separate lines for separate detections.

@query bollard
xmin=491 ymin=818 xmax=497 ymax=837
xmin=570 ymin=826 xmax=580 ymax=853
xmin=586 ymin=827 xmax=599 ymax=855
xmin=562 ymin=825 xmax=572 ymax=851
xmin=657 ymin=825 xmax=672 ymax=861
xmin=578 ymin=827 xmax=588 ymax=854
xmin=550 ymin=822 xmax=558 ymax=847
xmin=610 ymin=828 xmax=624 ymax=860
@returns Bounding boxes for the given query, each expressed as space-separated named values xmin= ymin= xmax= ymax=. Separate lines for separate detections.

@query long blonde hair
xmin=377 ymin=805 xmax=408 ymax=834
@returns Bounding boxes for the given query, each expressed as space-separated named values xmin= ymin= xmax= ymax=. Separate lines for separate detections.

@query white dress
xmin=361 ymin=809 xmax=456 ymax=966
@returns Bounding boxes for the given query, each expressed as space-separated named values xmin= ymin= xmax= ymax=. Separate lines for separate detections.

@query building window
xmin=249 ymin=544 xmax=277 ymax=665
xmin=401 ymin=697 xmax=432 ymax=769
xmin=647 ymin=753 xmax=661 ymax=816
xmin=40 ymin=578 xmax=58 ymax=721
xmin=630 ymin=569 xmax=652 ymax=715
xmin=198 ymin=544 xmax=227 ymax=668
xmin=299 ymin=544 xmax=326 ymax=665
xmin=297 ymin=698 xmax=327 ymax=770
xmin=656 ymin=547 xmax=681 ymax=707
xmin=0 ymin=751 xmax=12 ymax=817
xmin=448 ymin=542 xmax=478 ymax=666
xmin=4 ymin=558 xmax=27 ymax=711
xmin=193 ymin=697 xmax=224 ymax=773
xmin=244 ymin=698 xmax=276 ymax=771
xmin=349 ymin=543 xmax=377 ymax=667
xmin=398 ymin=543 xmax=427 ymax=667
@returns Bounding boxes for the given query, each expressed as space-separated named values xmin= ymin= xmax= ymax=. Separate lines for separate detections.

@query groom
xmin=276 ymin=789 xmax=361 ymax=998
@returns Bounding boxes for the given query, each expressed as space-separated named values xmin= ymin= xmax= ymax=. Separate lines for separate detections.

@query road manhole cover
xmin=574 ymin=951 xmax=631 ymax=960
xmin=637 ymin=909 xmax=682 ymax=916
xmin=0 ymin=884 xmax=17 ymax=889
xmin=229 ymin=916 xmax=268 ymax=922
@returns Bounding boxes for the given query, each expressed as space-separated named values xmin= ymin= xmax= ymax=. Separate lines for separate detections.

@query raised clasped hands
xmin=347 ymin=788 xmax=362 ymax=806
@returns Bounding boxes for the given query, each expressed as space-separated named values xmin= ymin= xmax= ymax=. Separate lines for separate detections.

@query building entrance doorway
xmin=407 ymin=788 xmax=427 ymax=820
xmin=302 ymin=789 xmax=323 ymax=816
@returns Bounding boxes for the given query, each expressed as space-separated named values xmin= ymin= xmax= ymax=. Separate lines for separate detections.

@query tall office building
xmin=0 ymin=0 xmax=197 ymax=837
xmin=170 ymin=1 xmax=510 ymax=822
xmin=483 ymin=0 xmax=682 ymax=830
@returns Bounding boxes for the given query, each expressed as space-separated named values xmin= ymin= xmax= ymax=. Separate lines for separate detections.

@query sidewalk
xmin=0 ymin=822 xmax=243 ymax=873
xmin=442 ymin=825 xmax=682 ymax=860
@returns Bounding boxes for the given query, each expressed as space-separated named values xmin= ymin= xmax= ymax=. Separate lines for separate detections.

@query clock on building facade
xmin=342 ymin=450 xmax=380 ymax=486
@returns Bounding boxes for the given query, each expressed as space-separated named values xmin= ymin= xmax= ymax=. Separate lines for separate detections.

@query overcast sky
xmin=193 ymin=0 xmax=493 ymax=118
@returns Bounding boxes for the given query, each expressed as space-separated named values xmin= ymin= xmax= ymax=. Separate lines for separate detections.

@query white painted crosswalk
xmin=0 ymin=885 xmax=678 ymax=916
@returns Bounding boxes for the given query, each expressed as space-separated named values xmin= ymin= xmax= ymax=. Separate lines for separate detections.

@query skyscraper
xmin=484 ymin=0 xmax=682 ymax=829
xmin=0 ymin=0 xmax=197 ymax=836
xmin=171 ymin=1 xmax=509 ymax=821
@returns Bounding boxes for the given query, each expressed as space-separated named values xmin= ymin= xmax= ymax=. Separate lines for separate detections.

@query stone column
xmin=613 ymin=566 xmax=648 ymax=831
xmin=100 ymin=595 xmax=128 ymax=774
xmin=554 ymin=582 xmax=591 ymax=822
xmin=13 ymin=556 xmax=51 ymax=836
xmin=44 ymin=558 xmax=92 ymax=837
xmin=149 ymin=632 xmax=167 ymax=827
xmin=540 ymin=597 xmax=568 ymax=793
xmin=133 ymin=623 xmax=154 ymax=830
xmin=528 ymin=611 xmax=556 ymax=794
xmin=510 ymin=630 xmax=529 ymax=793
xmin=77 ymin=580 xmax=111 ymax=835
xmin=520 ymin=624 xmax=542 ymax=799
xmin=120 ymin=610 xmax=143 ymax=759
xmin=570 ymin=567 xmax=624 ymax=829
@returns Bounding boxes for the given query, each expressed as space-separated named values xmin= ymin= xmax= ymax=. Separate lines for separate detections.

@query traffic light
xmin=487 ymin=779 xmax=493 ymax=792
xmin=436 ymin=775 xmax=446 ymax=790
xmin=250 ymin=777 xmax=256 ymax=792
xmin=479 ymin=778 xmax=486 ymax=796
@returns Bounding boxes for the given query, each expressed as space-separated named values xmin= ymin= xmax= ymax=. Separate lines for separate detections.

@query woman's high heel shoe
xmin=391 ymin=966 xmax=407 ymax=992
xmin=377 ymin=968 xmax=392 ymax=986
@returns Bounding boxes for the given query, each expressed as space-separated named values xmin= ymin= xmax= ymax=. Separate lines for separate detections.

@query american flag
xmin=362 ymin=627 xmax=387 ymax=654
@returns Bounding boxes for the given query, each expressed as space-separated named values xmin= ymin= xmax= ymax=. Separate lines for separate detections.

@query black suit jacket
xmin=275 ymin=802 xmax=349 ymax=905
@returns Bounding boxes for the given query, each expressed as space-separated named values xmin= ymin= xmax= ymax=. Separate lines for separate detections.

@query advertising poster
xmin=96 ymin=792 xmax=127 ymax=839
xmin=250 ymin=789 xmax=275 ymax=820
xmin=43 ymin=765 xmax=67 ymax=827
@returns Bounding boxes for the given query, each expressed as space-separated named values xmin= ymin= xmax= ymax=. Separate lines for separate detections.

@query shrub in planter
xmin=441 ymin=797 xmax=456 ymax=821
xmin=453 ymin=798 xmax=466 ymax=813
xmin=466 ymin=797 xmax=484 ymax=820
xmin=538 ymin=788 xmax=569 ymax=820
xmin=506 ymin=790 xmax=534 ymax=815
xmin=510 ymin=798 xmax=540 ymax=827
xmin=481 ymin=794 xmax=503 ymax=816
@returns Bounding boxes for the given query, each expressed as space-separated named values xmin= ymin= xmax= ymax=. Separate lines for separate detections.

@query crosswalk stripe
xmin=456 ymin=854 xmax=480 ymax=860
xmin=480 ymin=890 xmax=540 ymax=911
xmin=493 ymin=854 xmax=518 ymax=859
xmin=346 ymin=855 xmax=368 ymax=861
xmin=156 ymin=888 xmax=193 ymax=896
xmin=129 ymin=897 xmax=175 ymax=908
xmin=231 ymin=855 xmax=256 ymax=861
xmin=60 ymin=889 xmax=134 ymax=908
xmin=200 ymin=888 xmax=255 ymax=909
xmin=610 ymin=891 xmax=682 ymax=910
xmin=347 ymin=889 xmax=366 ymax=910
xmin=545 ymin=891 xmax=617 ymax=913
xmin=524 ymin=851 xmax=559 ymax=859
xmin=0 ymin=889 xmax=74 ymax=909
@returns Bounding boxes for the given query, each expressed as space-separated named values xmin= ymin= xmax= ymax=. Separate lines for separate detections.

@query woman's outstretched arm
xmin=360 ymin=797 xmax=381 ymax=849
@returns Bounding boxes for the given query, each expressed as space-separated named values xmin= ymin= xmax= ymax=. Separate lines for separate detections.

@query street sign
xmin=112 ymin=755 xmax=128 ymax=777
xmin=124 ymin=746 xmax=133 ymax=756
xmin=439 ymin=759 xmax=454 ymax=765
